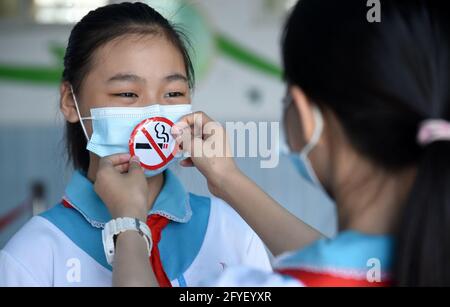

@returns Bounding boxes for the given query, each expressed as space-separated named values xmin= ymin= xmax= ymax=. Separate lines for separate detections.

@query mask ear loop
xmin=301 ymin=104 xmax=324 ymax=157
xmin=299 ymin=104 xmax=325 ymax=188
xmin=70 ymin=85 xmax=92 ymax=142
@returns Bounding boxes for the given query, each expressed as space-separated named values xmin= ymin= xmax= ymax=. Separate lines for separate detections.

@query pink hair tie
xmin=418 ymin=119 xmax=450 ymax=146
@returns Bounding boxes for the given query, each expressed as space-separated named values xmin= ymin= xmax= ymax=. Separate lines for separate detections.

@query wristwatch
xmin=102 ymin=217 xmax=152 ymax=265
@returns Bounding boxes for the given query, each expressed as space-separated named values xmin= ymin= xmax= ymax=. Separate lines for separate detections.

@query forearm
xmin=219 ymin=169 xmax=324 ymax=256
xmin=113 ymin=231 xmax=157 ymax=287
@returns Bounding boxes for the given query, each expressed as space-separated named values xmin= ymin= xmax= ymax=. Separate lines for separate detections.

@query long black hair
xmin=282 ymin=0 xmax=450 ymax=286
xmin=62 ymin=2 xmax=195 ymax=172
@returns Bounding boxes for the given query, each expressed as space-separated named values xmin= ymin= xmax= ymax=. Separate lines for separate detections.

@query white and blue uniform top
xmin=207 ymin=231 xmax=394 ymax=286
xmin=0 ymin=170 xmax=271 ymax=286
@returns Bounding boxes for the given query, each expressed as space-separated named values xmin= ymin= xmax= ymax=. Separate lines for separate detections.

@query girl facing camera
xmin=0 ymin=2 xmax=273 ymax=287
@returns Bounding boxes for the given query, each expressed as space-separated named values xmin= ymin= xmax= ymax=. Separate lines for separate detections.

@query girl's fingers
xmin=100 ymin=153 xmax=132 ymax=168
xmin=180 ymin=158 xmax=194 ymax=167
xmin=114 ymin=162 xmax=130 ymax=174
xmin=128 ymin=156 xmax=144 ymax=175
xmin=175 ymin=124 xmax=195 ymax=154
xmin=172 ymin=111 xmax=216 ymax=141
xmin=173 ymin=111 xmax=214 ymax=132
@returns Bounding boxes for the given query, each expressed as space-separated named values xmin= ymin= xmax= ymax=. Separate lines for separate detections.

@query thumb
xmin=173 ymin=121 xmax=192 ymax=153
xmin=128 ymin=156 xmax=144 ymax=174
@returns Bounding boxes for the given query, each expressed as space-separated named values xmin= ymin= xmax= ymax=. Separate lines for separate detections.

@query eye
xmin=164 ymin=92 xmax=184 ymax=98
xmin=115 ymin=92 xmax=138 ymax=98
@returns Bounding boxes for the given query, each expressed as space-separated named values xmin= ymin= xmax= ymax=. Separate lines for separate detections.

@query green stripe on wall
xmin=0 ymin=66 xmax=62 ymax=84
xmin=215 ymin=33 xmax=282 ymax=79
xmin=0 ymin=33 xmax=282 ymax=84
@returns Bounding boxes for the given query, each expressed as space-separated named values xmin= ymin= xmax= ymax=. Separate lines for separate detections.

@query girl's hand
xmin=94 ymin=154 xmax=149 ymax=221
xmin=173 ymin=112 xmax=323 ymax=256
xmin=172 ymin=111 xmax=239 ymax=198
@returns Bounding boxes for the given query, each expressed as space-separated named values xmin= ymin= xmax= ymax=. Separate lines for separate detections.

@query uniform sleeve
xmin=203 ymin=266 xmax=303 ymax=287
xmin=0 ymin=216 xmax=54 ymax=287
xmin=0 ymin=250 xmax=40 ymax=287
xmin=243 ymin=233 xmax=273 ymax=272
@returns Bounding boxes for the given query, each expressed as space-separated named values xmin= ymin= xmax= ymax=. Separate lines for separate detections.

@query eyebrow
xmin=107 ymin=73 xmax=144 ymax=83
xmin=164 ymin=73 xmax=188 ymax=83
xmin=107 ymin=73 xmax=188 ymax=84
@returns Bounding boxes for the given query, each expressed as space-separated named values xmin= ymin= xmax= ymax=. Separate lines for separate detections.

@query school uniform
xmin=207 ymin=231 xmax=393 ymax=287
xmin=0 ymin=170 xmax=271 ymax=286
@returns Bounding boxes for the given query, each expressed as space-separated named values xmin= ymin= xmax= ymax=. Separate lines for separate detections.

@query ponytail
xmin=394 ymin=141 xmax=450 ymax=286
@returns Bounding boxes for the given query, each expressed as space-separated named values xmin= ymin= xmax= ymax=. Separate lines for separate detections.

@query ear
xmin=60 ymin=82 xmax=80 ymax=123
xmin=290 ymin=85 xmax=316 ymax=145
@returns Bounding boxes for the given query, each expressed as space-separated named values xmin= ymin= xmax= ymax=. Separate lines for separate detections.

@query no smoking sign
xmin=128 ymin=117 xmax=178 ymax=170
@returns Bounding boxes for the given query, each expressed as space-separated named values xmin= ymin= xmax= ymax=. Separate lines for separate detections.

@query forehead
xmin=89 ymin=34 xmax=186 ymax=82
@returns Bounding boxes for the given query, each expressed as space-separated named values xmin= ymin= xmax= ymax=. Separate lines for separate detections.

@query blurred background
xmin=0 ymin=0 xmax=336 ymax=247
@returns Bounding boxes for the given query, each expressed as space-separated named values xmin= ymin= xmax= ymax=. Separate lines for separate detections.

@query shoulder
xmin=188 ymin=193 xmax=253 ymax=238
xmin=0 ymin=215 xmax=65 ymax=286
xmin=2 ymin=215 xmax=62 ymax=257
xmin=1 ymin=204 xmax=110 ymax=286
xmin=189 ymin=194 xmax=272 ymax=270
xmin=2 ymin=203 xmax=95 ymax=273
xmin=209 ymin=195 xmax=252 ymax=231
xmin=2 ymin=201 xmax=86 ymax=259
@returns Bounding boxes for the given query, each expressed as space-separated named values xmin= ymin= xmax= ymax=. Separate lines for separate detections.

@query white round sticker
xmin=129 ymin=117 xmax=178 ymax=170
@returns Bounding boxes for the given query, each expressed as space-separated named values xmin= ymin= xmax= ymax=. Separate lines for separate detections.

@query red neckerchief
xmin=276 ymin=268 xmax=391 ymax=287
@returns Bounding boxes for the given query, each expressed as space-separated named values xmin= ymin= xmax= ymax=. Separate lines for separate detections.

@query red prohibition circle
xmin=129 ymin=117 xmax=178 ymax=171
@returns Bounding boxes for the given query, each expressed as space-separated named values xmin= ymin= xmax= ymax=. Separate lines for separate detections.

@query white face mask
xmin=282 ymin=101 xmax=326 ymax=191
xmin=71 ymin=87 xmax=192 ymax=177
xmin=288 ymin=105 xmax=325 ymax=190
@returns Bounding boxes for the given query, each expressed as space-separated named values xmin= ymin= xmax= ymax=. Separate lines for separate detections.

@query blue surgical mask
xmin=286 ymin=104 xmax=325 ymax=191
xmin=71 ymin=87 xmax=192 ymax=177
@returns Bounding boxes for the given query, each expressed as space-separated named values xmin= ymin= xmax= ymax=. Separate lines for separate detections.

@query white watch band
xmin=102 ymin=217 xmax=152 ymax=265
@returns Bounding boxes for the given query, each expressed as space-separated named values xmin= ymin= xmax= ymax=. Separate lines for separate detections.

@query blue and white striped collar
xmin=63 ymin=170 xmax=192 ymax=228
xmin=275 ymin=231 xmax=394 ymax=278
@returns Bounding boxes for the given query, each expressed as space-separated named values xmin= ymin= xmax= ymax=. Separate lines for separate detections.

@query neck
xmin=87 ymin=155 xmax=164 ymax=212
xmin=323 ymin=114 xmax=416 ymax=236
xmin=331 ymin=148 xmax=416 ymax=235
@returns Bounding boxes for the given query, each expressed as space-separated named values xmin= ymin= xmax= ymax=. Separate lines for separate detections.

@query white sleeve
xmin=204 ymin=266 xmax=303 ymax=287
xmin=243 ymin=233 xmax=273 ymax=272
xmin=0 ymin=250 xmax=40 ymax=287
xmin=0 ymin=217 xmax=54 ymax=287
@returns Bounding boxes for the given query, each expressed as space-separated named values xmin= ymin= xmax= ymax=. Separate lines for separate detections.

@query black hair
xmin=282 ymin=0 xmax=450 ymax=286
xmin=62 ymin=2 xmax=195 ymax=172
